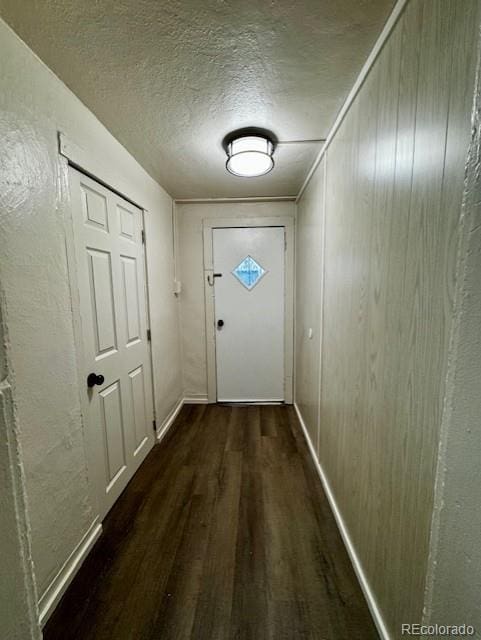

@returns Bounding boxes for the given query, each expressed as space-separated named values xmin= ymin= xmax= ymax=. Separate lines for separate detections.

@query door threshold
xmin=217 ymin=401 xmax=285 ymax=406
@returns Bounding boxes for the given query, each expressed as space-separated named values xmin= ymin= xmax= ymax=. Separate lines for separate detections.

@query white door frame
xmin=202 ymin=216 xmax=295 ymax=404
xmin=59 ymin=137 xmax=155 ymax=519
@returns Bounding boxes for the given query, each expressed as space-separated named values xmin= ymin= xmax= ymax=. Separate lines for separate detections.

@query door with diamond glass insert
xmin=213 ymin=226 xmax=285 ymax=402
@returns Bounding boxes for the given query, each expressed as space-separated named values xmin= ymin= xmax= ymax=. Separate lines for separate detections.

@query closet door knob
xmin=217 ymin=319 xmax=224 ymax=329
xmin=87 ymin=373 xmax=105 ymax=388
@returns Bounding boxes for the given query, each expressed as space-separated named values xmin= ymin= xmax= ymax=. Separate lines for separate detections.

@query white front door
xmin=213 ymin=226 xmax=285 ymax=402
xmin=69 ymin=167 xmax=155 ymax=519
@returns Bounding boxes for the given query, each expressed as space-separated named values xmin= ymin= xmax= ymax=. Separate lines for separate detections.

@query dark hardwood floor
xmin=44 ymin=404 xmax=378 ymax=640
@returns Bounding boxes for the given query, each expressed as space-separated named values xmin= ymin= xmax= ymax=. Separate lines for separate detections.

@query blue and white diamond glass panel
xmin=232 ymin=255 xmax=266 ymax=290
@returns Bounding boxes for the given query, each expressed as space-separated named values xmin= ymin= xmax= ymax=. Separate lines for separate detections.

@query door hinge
xmin=152 ymin=419 xmax=157 ymax=432
xmin=141 ymin=229 xmax=146 ymax=244
xmin=284 ymin=233 xmax=287 ymax=250
xmin=147 ymin=328 xmax=151 ymax=341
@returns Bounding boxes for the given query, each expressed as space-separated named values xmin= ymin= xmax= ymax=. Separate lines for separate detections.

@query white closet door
xmin=213 ymin=226 xmax=285 ymax=402
xmin=69 ymin=167 xmax=154 ymax=519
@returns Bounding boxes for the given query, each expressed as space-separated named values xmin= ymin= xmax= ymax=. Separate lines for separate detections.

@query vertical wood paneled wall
xmin=294 ymin=1 xmax=481 ymax=637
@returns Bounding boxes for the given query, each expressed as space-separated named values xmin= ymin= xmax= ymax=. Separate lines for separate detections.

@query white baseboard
xmin=38 ymin=397 xmax=185 ymax=626
xmin=293 ymin=403 xmax=391 ymax=640
xmin=38 ymin=519 xmax=102 ymax=627
xmin=156 ymin=396 xmax=185 ymax=442
xmin=37 ymin=394 xmax=211 ymax=626
xmin=183 ymin=395 xmax=209 ymax=404
xmin=217 ymin=399 xmax=284 ymax=404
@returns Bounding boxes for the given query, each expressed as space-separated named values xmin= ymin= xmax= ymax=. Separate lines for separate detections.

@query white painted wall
xmin=0 ymin=16 xmax=182 ymax=610
xmin=295 ymin=160 xmax=324 ymax=451
xmin=144 ymin=202 xmax=184 ymax=428
xmin=176 ymin=201 xmax=295 ymax=400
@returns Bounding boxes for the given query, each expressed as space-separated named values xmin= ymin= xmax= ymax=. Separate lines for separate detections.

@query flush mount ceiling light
xmin=225 ymin=133 xmax=275 ymax=177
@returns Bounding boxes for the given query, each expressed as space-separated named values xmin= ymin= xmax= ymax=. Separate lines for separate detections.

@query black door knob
xmin=217 ymin=319 xmax=224 ymax=329
xmin=87 ymin=373 xmax=105 ymax=388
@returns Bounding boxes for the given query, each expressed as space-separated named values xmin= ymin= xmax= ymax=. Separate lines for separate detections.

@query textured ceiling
xmin=0 ymin=0 xmax=395 ymax=199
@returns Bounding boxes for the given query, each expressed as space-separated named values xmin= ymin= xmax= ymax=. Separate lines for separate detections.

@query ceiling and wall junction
xmin=0 ymin=0 xmax=396 ymax=198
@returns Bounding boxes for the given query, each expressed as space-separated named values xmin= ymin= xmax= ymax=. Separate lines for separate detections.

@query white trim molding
xmin=38 ymin=520 xmax=102 ymax=627
xmin=294 ymin=403 xmax=391 ymax=640
xmin=37 ymin=395 xmax=199 ymax=626
xmin=296 ymin=0 xmax=409 ymax=201
xmin=202 ymin=217 xmax=295 ymax=405
xmin=156 ymin=397 xmax=185 ymax=442
xmin=184 ymin=395 xmax=209 ymax=404
xmin=175 ymin=196 xmax=296 ymax=204
xmin=58 ymin=132 xmax=149 ymax=210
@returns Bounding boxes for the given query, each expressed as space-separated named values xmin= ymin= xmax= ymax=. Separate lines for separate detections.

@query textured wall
xmin=0 ymin=18 xmax=181 ymax=599
xmin=295 ymin=160 xmax=324 ymax=450
xmin=0 ymin=301 xmax=41 ymax=639
xmin=423 ymin=57 xmax=481 ymax=635
xmin=176 ymin=201 xmax=295 ymax=400
xmin=294 ymin=0 xmax=480 ymax=637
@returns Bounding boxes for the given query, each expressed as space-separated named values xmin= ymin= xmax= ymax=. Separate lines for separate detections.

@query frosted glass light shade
xmin=226 ymin=135 xmax=274 ymax=177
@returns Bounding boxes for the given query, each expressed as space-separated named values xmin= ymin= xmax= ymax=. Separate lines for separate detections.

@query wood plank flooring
xmin=44 ymin=404 xmax=378 ymax=640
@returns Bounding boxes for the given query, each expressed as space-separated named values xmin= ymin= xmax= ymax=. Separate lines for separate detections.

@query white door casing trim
xmin=58 ymin=132 xmax=148 ymax=212
xmin=62 ymin=156 xmax=103 ymax=518
xmin=202 ymin=217 xmax=294 ymax=404
xmin=59 ymin=131 xmax=160 ymax=434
